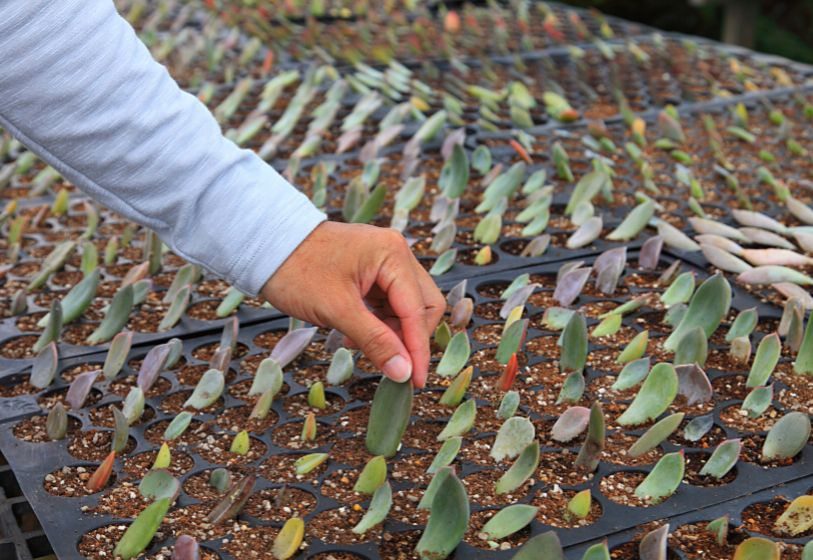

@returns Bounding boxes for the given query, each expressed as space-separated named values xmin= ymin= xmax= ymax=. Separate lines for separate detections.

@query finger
xmin=342 ymin=316 xmax=403 ymax=348
xmin=412 ymin=258 xmax=446 ymax=332
xmin=337 ymin=297 xmax=413 ymax=383
xmin=376 ymin=252 xmax=431 ymax=388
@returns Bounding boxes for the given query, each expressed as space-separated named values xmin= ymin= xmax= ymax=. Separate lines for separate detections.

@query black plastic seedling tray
xmin=0 ymin=247 xmax=808 ymax=559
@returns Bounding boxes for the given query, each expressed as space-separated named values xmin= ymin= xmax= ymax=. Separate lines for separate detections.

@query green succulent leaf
xmin=437 ymin=332 xmax=470 ymax=377
xmin=249 ymin=357 xmax=284 ymax=397
xmin=617 ymin=363 xmax=678 ymax=426
xmin=139 ymin=469 xmax=180 ymax=501
xmin=163 ymin=411 xmax=193 ymax=441
xmin=439 ymin=144 xmax=470 ymax=199
xmin=634 ymin=451 xmax=685 ymax=503
xmin=87 ymin=284 xmax=134 ymax=344
xmin=113 ymin=498 xmax=172 ymax=560
xmin=699 ymin=439 xmax=742 ymax=479
xmin=560 ymin=312 xmax=587 ymax=373
xmin=184 ymin=369 xmax=224 ymax=409
xmin=428 ymin=437 xmax=462 ymax=474
xmin=491 ymin=416 xmax=535 ymax=462
xmin=496 ymin=442 xmax=539 ymax=495
xmin=660 ymin=271 xmax=695 ymax=307
xmin=439 ymin=366 xmax=473 ymax=407
xmin=726 ymin=308 xmax=758 ymax=341
xmin=481 ymin=504 xmax=538 ymax=540
xmin=438 ymin=399 xmax=476 ymax=441
xmin=415 ymin=470 xmax=469 ymax=560
xmin=353 ymin=481 xmax=393 ymax=534
xmin=733 ymin=537 xmax=780 ymax=560
xmin=510 ymin=531 xmax=564 ymax=560
xmin=612 ymin=357 xmax=651 ymax=390
xmin=295 ymin=453 xmax=329 ymax=475
xmin=366 ymin=378 xmax=413 ymax=458
xmin=746 ymin=333 xmax=781 ymax=387
xmin=741 ymin=385 xmax=773 ymax=418
xmin=628 ymin=412 xmax=685 ymax=457
xmin=497 ymin=390 xmax=520 ymax=419
xmin=496 ymin=318 xmax=528 ymax=365
xmin=674 ymin=326 xmax=708 ymax=367
xmin=430 ymin=248 xmax=457 ymax=276
xmin=762 ymin=411 xmax=811 ymax=460
xmin=617 ymin=330 xmax=649 ymax=364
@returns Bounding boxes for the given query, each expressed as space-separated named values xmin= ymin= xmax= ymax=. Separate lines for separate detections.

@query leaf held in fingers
xmin=762 ymin=411 xmax=811 ymax=460
xmin=206 ymin=475 xmax=256 ymax=524
xmin=354 ymin=455 xmax=387 ymax=494
xmin=184 ymin=369 xmax=224 ymax=409
xmin=634 ymin=451 xmax=685 ymax=503
xmin=491 ymin=416 xmax=535 ymax=462
xmin=481 ymin=504 xmax=538 ymax=539
xmin=436 ymin=332 xmax=470 ymax=377
xmin=366 ymin=378 xmax=413 ymax=458
xmin=438 ymin=399 xmax=476 ymax=441
xmin=87 ymin=450 xmax=116 ymax=493
xmin=617 ymin=363 xmax=678 ymax=426
xmin=415 ymin=470 xmax=469 ymax=560
xmin=628 ymin=413 xmax=685 ymax=457
xmin=113 ymin=497 xmax=172 ymax=560
xmin=353 ymin=481 xmax=393 ymax=534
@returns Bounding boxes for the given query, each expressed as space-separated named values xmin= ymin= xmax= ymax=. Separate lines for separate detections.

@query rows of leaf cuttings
xmin=565 ymin=475 xmax=813 ymax=560
xmin=0 ymin=262 xmax=808 ymax=556
xmin=0 ymin=209 xmax=277 ymax=363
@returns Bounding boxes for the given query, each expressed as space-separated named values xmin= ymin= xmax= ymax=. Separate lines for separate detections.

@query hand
xmin=261 ymin=221 xmax=446 ymax=388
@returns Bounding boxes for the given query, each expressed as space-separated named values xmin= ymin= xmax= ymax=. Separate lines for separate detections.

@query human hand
xmin=261 ymin=221 xmax=446 ymax=388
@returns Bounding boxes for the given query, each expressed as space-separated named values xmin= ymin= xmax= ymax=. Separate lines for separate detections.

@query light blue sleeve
xmin=0 ymin=0 xmax=326 ymax=296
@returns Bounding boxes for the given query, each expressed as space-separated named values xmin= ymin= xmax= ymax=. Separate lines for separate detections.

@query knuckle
xmin=362 ymin=327 xmax=393 ymax=357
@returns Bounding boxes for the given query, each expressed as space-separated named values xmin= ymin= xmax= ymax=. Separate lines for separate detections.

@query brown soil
xmin=122 ymin=449 xmax=195 ymax=479
xmin=182 ymin=468 xmax=248 ymax=502
xmin=380 ymin=529 xmax=422 ymax=559
xmin=462 ymin=469 xmax=532 ymax=508
xmin=165 ymin=502 xmax=233 ymax=541
xmin=143 ymin=418 xmax=210 ymax=448
xmin=464 ymin=508 xmax=531 ymax=550
xmin=37 ymin=387 xmax=102 ymax=410
xmin=718 ymin=404 xmax=779 ymax=433
xmin=213 ymin=405 xmax=279 ymax=434
xmin=87 ymin=403 xmax=155 ymax=428
xmin=67 ymin=430 xmax=135 ymax=461
xmin=741 ymin=498 xmax=813 ymax=538
xmin=175 ymin=364 xmax=236 ymax=387
xmin=12 ymin=413 xmax=81 ymax=442
xmin=269 ymin=420 xmax=335 ymax=451
xmin=684 ymin=452 xmax=737 ymax=487
xmin=599 ymin=470 xmax=656 ymax=507
xmin=195 ymin=432 xmax=267 ymax=467
xmin=602 ymin=430 xmax=664 ymax=466
xmin=244 ymin=486 xmax=317 ymax=522
xmin=0 ymin=335 xmax=38 ymax=359
xmin=221 ymin=525 xmax=283 ymax=559
xmin=281 ymin=391 xmax=345 ymax=418
xmin=308 ymin=507 xmax=381 ymax=545
xmin=108 ymin=374 xmax=172 ymax=399
xmin=43 ymin=465 xmax=116 ymax=497
xmin=90 ymin=482 xmax=153 ymax=518
xmin=159 ymin=390 xmax=224 ymax=415
xmin=532 ymin=487 xmax=603 ymax=528
xmin=537 ymin=451 xmax=596 ymax=488
xmin=258 ymin=453 xmax=328 ymax=485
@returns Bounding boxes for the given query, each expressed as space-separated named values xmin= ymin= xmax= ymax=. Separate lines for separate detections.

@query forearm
xmin=0 ymin=0 xmax=325 ymax=295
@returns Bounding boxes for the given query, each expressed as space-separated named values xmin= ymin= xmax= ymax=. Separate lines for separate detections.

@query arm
xmin=0 ymin=0 xmax=445 ymax=386
xmin=0 ymin=0 xmax=325 ymax=296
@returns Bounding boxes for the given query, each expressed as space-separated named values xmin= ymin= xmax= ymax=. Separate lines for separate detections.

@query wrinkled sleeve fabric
xmin=0 ymin=0 xmax=326 ymax=296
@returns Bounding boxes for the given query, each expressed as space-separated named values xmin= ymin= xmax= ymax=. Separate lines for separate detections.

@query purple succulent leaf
xmin=324 ymin=329 xmax=346 ymax=353
xmin=675 ymin=364 xmax=713 ymax=405
xmin=450 ymin=298 xmax=474 ymax=329
xmin=441 ymin=128 xmax=466 ymax=160
xmin=446 ymin=280 xmax=467 ymax=308
xmin=556 ymin=261 xmax=584 ymax=283
xmin=639 ymin=235 xmax=664 ymax=270
xmin=66 ymin=369 xmax=99 ymax=410
xmin=219 ymin=316 xmax=239 ymax=352
xmin=172 ymin=535 xmax=200 ymax=560
xmin=209 ymin=346 xmax=232 ymax=372
xmin=137 ymin=344 xmax=171 ymax=393
xmin=336 ymin=127 xmax=363 ymax=154
xmin=554 ymin=267 xmax=591 ymax=307
xmin=271 ymin=327 xmax=318 ymax=368
xmin=594 ymin=247 xmax=627 ymax=295
xmin=566 ymin=216 xmax=603 ymax=249
xmin=500 ymin=284 xmax=539 ymax=319
xmin=551 ymin=406 xmax=591 ymax=442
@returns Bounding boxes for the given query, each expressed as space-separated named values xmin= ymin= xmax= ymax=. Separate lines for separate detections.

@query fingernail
xmin=383 ymin=355 xmax=412 ymax=383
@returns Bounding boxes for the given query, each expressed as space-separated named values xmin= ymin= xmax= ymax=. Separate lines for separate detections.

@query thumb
xmin=338 ymin=301 xmax=413 ymax=383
